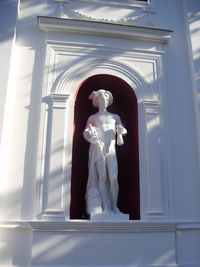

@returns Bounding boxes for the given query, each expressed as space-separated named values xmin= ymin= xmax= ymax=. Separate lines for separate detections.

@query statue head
xmin=89 ymin=89 xmax=113 ymax=108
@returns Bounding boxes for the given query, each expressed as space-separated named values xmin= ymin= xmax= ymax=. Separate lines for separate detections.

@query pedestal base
xmin=90 ymin=213 xmax=129 ymax=221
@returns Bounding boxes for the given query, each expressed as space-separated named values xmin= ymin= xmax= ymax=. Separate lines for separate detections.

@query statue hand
xmin=116 ymin=125 xmax=127 ymax=145
xmin=116 ymin=125 xmax=127 ymax=135
xmin=117 ymin=135 xmax=124 ymax=145
xmin=90 ymin=136 xmax=101 ymax=145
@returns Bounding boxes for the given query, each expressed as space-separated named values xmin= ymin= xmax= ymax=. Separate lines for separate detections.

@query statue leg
xmin=107 ymin=154 xmax=121 ymax=213
xmin=96 ymin=159 xmax=111 ymax=213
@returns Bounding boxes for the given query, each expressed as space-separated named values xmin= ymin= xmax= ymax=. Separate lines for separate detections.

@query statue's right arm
xmin=83 ymin=117 xmax=92 ymax=142
xmin=83 ymin=117 xmax=100 ymax=145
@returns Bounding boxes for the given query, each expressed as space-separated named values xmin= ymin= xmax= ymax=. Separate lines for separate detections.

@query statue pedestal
xmin=90 ymin=213 xmax=129 ymax=221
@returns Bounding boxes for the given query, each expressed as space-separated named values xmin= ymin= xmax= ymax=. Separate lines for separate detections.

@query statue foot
xmin=113 ymin=206 xmax=122 ymax=214
xmin=102 ymin=207 xmax=112 ymax=214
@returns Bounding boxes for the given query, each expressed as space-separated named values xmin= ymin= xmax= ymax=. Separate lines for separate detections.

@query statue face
xmin=96 ymin=93 xmax=110 ymax=108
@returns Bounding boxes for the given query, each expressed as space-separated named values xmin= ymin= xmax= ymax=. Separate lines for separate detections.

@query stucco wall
xmin=0 ymin=0 xmax=200 ymax=266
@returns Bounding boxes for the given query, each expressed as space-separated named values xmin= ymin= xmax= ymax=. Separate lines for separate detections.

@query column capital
xmin=50 ymin=93 xmax=70 ymax=102
xmin=49 ymin=93 xmax=70 ymax=108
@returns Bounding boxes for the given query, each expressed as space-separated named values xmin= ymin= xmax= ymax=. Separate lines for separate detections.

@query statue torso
xmin=89 ymin=111 xmax=119 ymax=153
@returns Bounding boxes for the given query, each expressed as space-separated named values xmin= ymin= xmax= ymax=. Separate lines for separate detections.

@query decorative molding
xmin=144 ymin=102 xmax=166 ymax=219
xmin=50 ymin=93 xmax=69 ymax=101
xmin=0 ymin=221 xmax=31 ymax=230
xmin=29 ymin=220 xmax=179 ymax=233
xmin=35 ymin=40 xmax=169 ymax=222
xmin=144 ymin=100 xmax=160 ymax=107
xmin=45 ymin=41 xmax=164 ymax=99
xmin=51 ymin=59 xmax=154 ymax=101
xmin=46 ymin=40 xmax=165 ymax=59
xmin=28 ymin=220 xmax=200 ymax=233
xmin=38 ymin=16 xmax=172 ymax=43
xmin=44 ymin=41 xmax=159 ymax=100
xmin=55 ymin=0 xmax=153 ymax=9
xmin=144 ymin=100 xmax=160 ymax=114
xmin=177 ymin=223 xmax=200 ymax=230
xmin=50 ymin=93 xmax=70 ymax=108
xmin=42 ymin=210 xmax=66 ymax=221
xmin=1 ymin=221 xmax=200 ymax=232
xmin=61 ymin=3 xmax=151 ymax=24
xmin=40 ymin=92 xmax=70 ymax=221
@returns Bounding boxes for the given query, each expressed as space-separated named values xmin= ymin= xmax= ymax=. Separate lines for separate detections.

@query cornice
xmin=37 ymin=16 xmax=172 ymax=43
xmin=0 ymin=221 xmax=31 ymax=230
xmin=29 ymin=220 xmax=179 ymax=233
xmin=56 ymin=0 xmax=150 ymax=9
xmin=1 ymin=221 xmax=200 ymax=233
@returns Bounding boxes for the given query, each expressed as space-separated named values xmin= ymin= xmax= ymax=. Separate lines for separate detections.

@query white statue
xmin=83 ymin=89 xmax=127 ymax=215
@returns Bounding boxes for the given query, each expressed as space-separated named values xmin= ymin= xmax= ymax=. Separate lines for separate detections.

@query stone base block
xmin=90 ymin=213 xmax=129 ymax=221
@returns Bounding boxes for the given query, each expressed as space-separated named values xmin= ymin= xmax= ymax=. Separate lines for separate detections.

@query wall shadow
xmin=70 ymin=74 xmax=140 ymax=220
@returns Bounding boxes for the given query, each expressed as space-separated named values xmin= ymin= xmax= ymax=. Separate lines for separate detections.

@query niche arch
xmin=52 ymin=59 xmax=155 ymax=102
xmin=70 ymin=74 xmax=140 ymax=220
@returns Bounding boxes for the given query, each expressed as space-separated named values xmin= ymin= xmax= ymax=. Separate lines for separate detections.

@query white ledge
xmin=29 ymin=220 xmax=179 ymax=233
xmin=1 ymin=221 xmax=200 ymax=232
xmin=0 ymin=221 xmax=31 ymax=230
xmin=56 ymin=0 xmax=149 ymax=9
xmin=37 ymin=16 xmax=173 ymax=43
xmin=50 ymin=93 xmax=70 ymax=101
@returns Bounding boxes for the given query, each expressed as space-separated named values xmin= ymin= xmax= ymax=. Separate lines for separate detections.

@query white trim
xmin=29 ymin=220 xmax=179 ymax=232
xmin=60 ymin=1 xmax=153 ymax=24
xmin=56 ymin=0 xmax=149 ymax=8
xmin=37 ymin=16 xmax=172 ymax=43
xmin=28 ymin=220 xmax=200 ymax=233
xmin=56 ymin=0 xmax=154 ymax=9
xmin=45 ymin=40 xmax=165 ymax=60
xmin=50 ymin=93 xmax=69 ymax=108
xmin=1 ymin=220 xmax=199 ymax=232
xmin=0 ymin=265 xmax=179 ymax=267
xmin=41 ymin=93 xmax=70 ymax=220
xmin=177 ymin=223 xmax=200 ymax=230
xmin=0 ymin=221 xmax=31 ymax=230
xmin=49 ymin=57 xmax=163 ymax=221
xmin=50 ymin=93 xmax=69 ymax=101
xmin=35 ymin=41 xmax=170 ymax=221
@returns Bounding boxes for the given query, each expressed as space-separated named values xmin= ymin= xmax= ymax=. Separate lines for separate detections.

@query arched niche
xmin=37 ymin=58 xmax=168 ymax=222
xmin=70 ymin=74 xmax=140 ymax=220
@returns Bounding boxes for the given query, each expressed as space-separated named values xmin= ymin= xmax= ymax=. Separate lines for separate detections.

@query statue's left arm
xmin=115 ymin=116 xmax=127 ymax=145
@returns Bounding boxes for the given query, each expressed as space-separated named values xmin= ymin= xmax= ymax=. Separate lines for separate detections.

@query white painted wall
xmin=0 ymin=0 xmax=18 ymax=146
xmin=0 ymin=0 xmax=200 ymax=266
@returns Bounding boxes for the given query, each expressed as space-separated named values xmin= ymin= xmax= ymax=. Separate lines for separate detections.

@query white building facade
xmin=0 ymin=0 xmax=200 ymax=266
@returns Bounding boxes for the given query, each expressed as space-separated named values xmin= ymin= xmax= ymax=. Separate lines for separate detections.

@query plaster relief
xmin=55 ymin=0 xmax=155 ymax=26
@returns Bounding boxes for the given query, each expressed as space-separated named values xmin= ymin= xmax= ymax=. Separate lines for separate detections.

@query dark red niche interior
xmin=70 ymin=74 xmax=140 ymax=220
